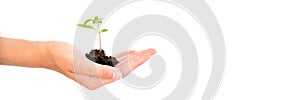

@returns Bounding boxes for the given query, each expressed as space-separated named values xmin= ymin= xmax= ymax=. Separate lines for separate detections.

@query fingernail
xmin=113 ymin=68 xmax=123 ymax=80
xmin=112 ymin=72 xmax=117 ymax=80
xmin=147 ymin=49 xmax=156 ymax=55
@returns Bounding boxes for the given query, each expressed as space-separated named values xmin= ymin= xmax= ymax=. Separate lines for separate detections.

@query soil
xmin=85 ymin=49 xmax=119 ymax=67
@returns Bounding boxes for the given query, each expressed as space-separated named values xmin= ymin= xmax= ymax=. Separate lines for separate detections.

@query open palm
xmin=45 ymin=41 xmax=156 ymax=90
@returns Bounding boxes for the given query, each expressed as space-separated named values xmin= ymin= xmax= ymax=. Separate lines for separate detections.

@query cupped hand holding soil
xmin=45 ymin=41 xmax=156 ymax=90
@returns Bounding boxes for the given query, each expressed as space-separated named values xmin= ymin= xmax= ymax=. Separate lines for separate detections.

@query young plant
xmin=77 ymin=16 xmax=108 ymax=51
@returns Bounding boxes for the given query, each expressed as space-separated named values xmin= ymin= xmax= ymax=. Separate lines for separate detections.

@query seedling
xmin=77 ymin=16 xmax=118 ymax=67
xmin=77 ymin=16 xmax=108 ymax=51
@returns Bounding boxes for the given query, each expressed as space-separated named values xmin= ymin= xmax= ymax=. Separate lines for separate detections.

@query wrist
xmin=39 ymin=41 xmax=57 ymax=70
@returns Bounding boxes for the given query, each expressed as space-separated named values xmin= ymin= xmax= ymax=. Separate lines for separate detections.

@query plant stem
xmin=98 ymin=32 xmax=102 ymax=51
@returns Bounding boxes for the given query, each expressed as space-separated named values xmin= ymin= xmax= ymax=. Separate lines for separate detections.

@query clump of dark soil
xmin=85 ymin=49 xmax=119 ymax=67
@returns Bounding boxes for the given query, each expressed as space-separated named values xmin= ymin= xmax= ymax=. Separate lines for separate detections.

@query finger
xmin=100 ymin=78 xmax=118 ymax=85
xmin=117 ymin=49 xmax=156 ymax=62
xmin=117 ymin=49 xmax=156 ymax=69
xmin=118 ymin=53 xmax=152 ymax=77
xmin=116 ymin=52 xmax=135 ymax=63
xmin=92 ymin=68 xmax=120 ymax=85
xmin=76 ymin=61 xmax=117 ymax=79
xmin=115 ymin=51 xmax=136 ymax=62
xmin=113 ymin=50 xmax=136 ymax=58
xmin=116 ymin=49 xmax=156 ymax=77
xmin=144 ymin=48 xmax=156 ymax=55
xmin=95 ymin=65 xmax=116 ymax=79
xmin=75 ymin=73 xmax=104 ymax=90
xmin=73 ymin=68 xmax=120 ymax=90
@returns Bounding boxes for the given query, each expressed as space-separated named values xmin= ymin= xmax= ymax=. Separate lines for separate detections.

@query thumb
xmin=95 ymin=65 xmax=116 ymax=80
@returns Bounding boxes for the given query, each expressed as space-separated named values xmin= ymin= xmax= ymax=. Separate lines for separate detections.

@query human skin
xmin=0 ymin=37 xmax=156 ymax=90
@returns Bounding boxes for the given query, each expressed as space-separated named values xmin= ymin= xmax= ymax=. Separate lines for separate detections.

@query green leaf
xmin=84 ymin=19 xmax=93 ymax=25
xmin=94 ymin=16 xmax=99 ymax=21
xmin=101 ymin=28 xmax=108 ymax=32
xmin=98 ymin=18 xmax=103 ymax=23
xmin=77 ymin=24 xmax=95 ymax=29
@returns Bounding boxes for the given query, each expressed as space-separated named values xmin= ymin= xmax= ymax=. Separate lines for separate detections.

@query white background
xmin=0 ymin=0 xmax=299 ymax=100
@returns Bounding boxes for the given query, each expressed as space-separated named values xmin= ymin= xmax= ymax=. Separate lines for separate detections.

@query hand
xmin=45 ymin=41 xmax=156 ymax=90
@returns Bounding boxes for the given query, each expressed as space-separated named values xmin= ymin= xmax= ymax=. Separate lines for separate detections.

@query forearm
xmin=0 ymin=37 xmax=53 ymax=69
